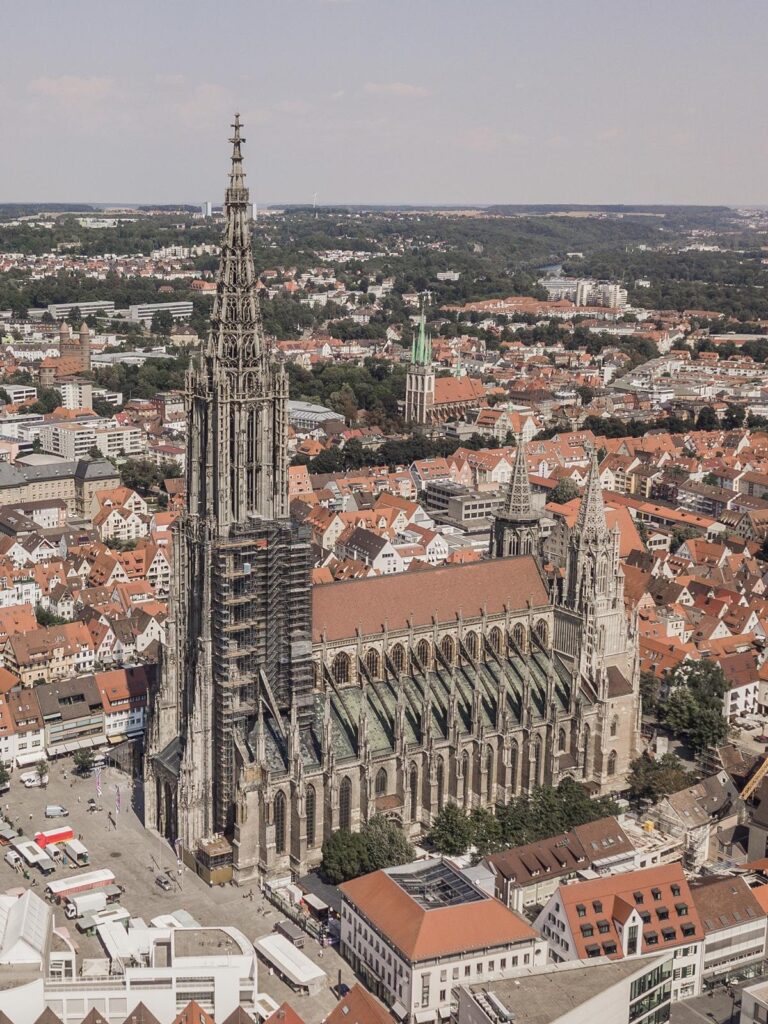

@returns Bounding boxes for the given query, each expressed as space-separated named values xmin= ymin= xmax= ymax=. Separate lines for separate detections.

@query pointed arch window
xmin=410 ymin=765 xmax=419 ymax=822
xmin=582 ymin=725 xmax=591 ymax=774
xmin=512 ymin=622 xmax=526 ymax=653
xmin=441 ymin=635 xmax=455 ymax=665
xmin=390 ymin=643 xmax=406 ymax=674
xmin=509 ymin=741 xmax=519 ymax=795
xmin=488 ymin=626 xmax=502 ymax=656
xmin=274 ymin=791 xmax=286 ymax=855
xmin=436 ymin=756 xmax=445 ymax=812
xmin=607 ymin=750 xmax=617 ymax=776
xmin=339 ymin=776 xmax=352 ymax=831
xmin=464 ymin=631 xmax=478 ymax=661
xmin=332 ymin=651 xmax=350 ymax=685
xmin=558 ymin=728 xmax=567 ymax=753
xmin=416 ymin=638 xmax=431 ymax=669
xmin=462 ymin=749 xmax=471 ymax=805
xmin=534 ymin=619 xmax=549 ymax=648
xmin=533 ymin=736 xmax=543 ymax=787
xmin=486 ymin=746 xmax=495 ymax=803
xmin=365 ymin=648 xmax=381 ymax=681
xmin=610 ymin=714 xmax=619 ymax=738
xmin=305 ymin=785 xmax=316 ymax=848
xmin=375 ymin=767 xmax=387 ymax=797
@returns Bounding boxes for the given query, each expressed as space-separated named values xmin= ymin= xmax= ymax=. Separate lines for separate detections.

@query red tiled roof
xmin=558 ymin=862 xmax=703 ymax=960
xmin=340 ymin=868 xmax=536 ymax=961
xmin=325 ymin=985 xmax=393 ymax=1024
xmin=312 ymin=555 xmax=548 ymax=642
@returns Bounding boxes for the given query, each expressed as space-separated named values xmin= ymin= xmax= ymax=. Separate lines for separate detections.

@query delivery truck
xmin=63 ymin=839 xmax=89 ymax=867
xmin=64 ymin=890 xmax=108 ymax=919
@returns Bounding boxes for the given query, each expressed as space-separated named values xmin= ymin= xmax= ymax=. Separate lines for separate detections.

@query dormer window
xmin=651 ymin=888 xmax=662 ymax=901
xmin=634 ymin=892 xmax=644 ymax=905
xmin=592 ymin=900 xmax=603 ymax=913
xmin=671 ymin=884 xmax=681 ymax=897
xmin=580 ymin=924 xmax=594 ymax=937
xmin=657 ymin=907 xmax=669 ymax=921
xmin=576 ymin=904 xmax=586 ymax=918
xmin=675 ymin=903 xmax=688 ymax=916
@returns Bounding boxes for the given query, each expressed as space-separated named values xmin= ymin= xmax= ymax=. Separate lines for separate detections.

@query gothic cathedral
xmin=144 ymin=120 xmax=641 ymax=883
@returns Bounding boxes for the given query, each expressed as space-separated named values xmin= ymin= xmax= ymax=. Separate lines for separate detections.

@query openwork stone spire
xmin=501 ymin=441 xmax=533 ymax=520
xmin=489 ymin=440 xmax=539 ymax=558
xmin=575 ymin=445 xmax=607 ymax=538
xmin=207 ymin=114 xmax=266 ymax=369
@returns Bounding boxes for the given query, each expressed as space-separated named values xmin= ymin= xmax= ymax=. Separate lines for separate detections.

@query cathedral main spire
xmin=187 ymin=115 xmax=288 ymax=528
xmin=207 ymin=114 xmax=265 ymax=369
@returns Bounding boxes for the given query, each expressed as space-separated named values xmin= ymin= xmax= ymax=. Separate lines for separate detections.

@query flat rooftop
xmin=469 ymin=959 xmax=657 ymax=1024
xmin=173 ymin=927 xmax=243 ymax=959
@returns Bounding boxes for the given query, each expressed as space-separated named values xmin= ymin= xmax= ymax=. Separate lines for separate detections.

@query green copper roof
xmin=412 ymin=307 xmax=432 ymax=367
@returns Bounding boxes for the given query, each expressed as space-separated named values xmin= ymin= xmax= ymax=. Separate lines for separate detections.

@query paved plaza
xmin=4 ymin=759 xmax=356 ymax=1023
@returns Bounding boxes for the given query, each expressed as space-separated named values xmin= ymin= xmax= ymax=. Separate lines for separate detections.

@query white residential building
xmin=340 ymin=859 xmax=547 ymax=1023
xmin=533 ymin=862 xmax=704 ymax=1002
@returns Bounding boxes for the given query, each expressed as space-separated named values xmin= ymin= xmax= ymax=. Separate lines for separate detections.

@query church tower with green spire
xmin=405 ymin=299 xmax=435 ymax=425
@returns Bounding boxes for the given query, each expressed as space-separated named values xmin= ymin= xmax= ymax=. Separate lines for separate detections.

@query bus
xmin=45 ymin=868 xmax=116 ymax=904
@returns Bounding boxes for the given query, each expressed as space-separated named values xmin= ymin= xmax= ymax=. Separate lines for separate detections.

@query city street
xmin=4 ymin=760 xmax=356 ymax=1023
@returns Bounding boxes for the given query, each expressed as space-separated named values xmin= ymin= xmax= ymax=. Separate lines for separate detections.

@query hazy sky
xmin=2 ymin=0 xmax=766 ymax=206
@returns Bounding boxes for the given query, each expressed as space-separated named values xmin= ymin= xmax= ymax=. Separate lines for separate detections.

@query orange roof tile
xmin=340 ymin=868 xmax=536 ymax=960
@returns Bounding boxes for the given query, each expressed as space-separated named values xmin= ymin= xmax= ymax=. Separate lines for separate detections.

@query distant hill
xmin=0 ymin=203 xmax=96 ymax=217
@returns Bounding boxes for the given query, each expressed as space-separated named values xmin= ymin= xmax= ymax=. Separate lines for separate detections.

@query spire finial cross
xmin=230 ymin=113 xmax=245 ymax=146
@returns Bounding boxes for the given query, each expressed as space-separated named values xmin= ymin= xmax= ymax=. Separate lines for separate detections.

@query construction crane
xmin=741 ymin=753 xmax=768 ymax=801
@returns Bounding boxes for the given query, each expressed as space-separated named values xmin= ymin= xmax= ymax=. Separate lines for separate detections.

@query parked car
xmin=45 ymin=805 xmax=69 ymax=818
xmin=155 ymin=875 xmax=173 ymax=892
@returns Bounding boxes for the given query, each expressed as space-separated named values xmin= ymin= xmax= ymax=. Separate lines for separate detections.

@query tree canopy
xmin=320 ymin=814 xmax=414 ymax=884
xmin=661 ymin=660 xmax=729 ymax=753
xmin=428 ymin=780 xmax=620 ymax=857
xmin=627 ymin=754 xmax=697 ymax=803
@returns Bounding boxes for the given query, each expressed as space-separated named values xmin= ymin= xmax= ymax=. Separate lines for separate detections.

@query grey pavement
xmin=5 ymin=759 xmax=356 ymax=1023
